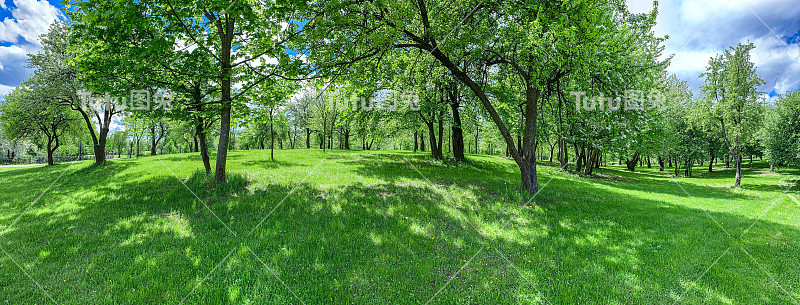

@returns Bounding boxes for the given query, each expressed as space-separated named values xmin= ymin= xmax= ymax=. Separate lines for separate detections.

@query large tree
xmin=701 ymin=43 xmax=764 ymax=187
xmin=70 ymin=0 xmax=304 ymax=182
xmin=302 ymin=0 xmax=664 ymax=194
xmin=763 ymin=91 xmax=800 ymax=169
xmin=29 ymin=22 xmax=118 ymax=165
xmin=1 ymin=86 xmax=77 ymax=165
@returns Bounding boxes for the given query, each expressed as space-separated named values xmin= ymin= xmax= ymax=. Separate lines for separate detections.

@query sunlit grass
xmin=0 ymin=150 xmax=798 ymax=304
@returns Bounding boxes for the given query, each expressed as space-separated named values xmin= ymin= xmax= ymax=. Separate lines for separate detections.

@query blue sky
xmin=628 ymin=0 xmax=800 ymax=101
xmin=0 ymin=0 xmax=65 ymax=97
xmin=1 ymin=0 xmax=799 ymax=101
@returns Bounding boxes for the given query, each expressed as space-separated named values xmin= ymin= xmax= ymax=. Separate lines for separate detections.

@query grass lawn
xmin=1 ymin=149 xmax=798 ymax=304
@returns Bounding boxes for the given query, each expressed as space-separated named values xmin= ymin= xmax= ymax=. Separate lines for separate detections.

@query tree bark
xmin=413 ymin=131 xmax=418 ymax=152
xmin=426 ymin=121 xmax=441 ymax=159
xmin=195 ymin=120 xmax=212 ymax=173
xmin=625 ymin=152 xmax=640 ymax=171
xmin=437 ymin=113 xmax=444 ymax=156
xmin=449 ymin=86 xmax=464 ymax=161
xmin=305 ymin=128 xmax=311 ymax=149
xmin=213 ymin=15 xmax=235 ymax=184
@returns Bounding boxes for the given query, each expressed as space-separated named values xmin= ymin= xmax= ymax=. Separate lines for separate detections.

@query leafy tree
xmin=1 ymin=86 xmax=77 ymax=165
xmin=763 ymin=91 xmax=800 ymax=169
xmin=303 ymin=0 xmax=665 ymax=194
xmin=701 ymin=43 xmax=765 ymax=186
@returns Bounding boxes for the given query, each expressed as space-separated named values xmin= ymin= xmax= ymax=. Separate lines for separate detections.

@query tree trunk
xmin=420 ymin=131 xmax=426 ymax=152
xmin=708 ymin=156 xmax=714 ymax=173
xmin=305 ymin=128 xmax=311 ymax=149
xmin=413 ymin=131 xmax=418 ymax=152
xmin=437 ymin=114 xmax=444 ymax=156
xmin=625 ymin=152 xmax=640 ymax=171
xmin=450 ymin=92 xmax=464 ymax=161
xmin=196 ymin=121 xmax=212 ymax=173
xmin=270 ymin=121 xmax=275 ymax=161
xmin=94 ymin=127 xmax=108 ymax=164
xmin=46 ymin=136 xmax=58 ymax=166
xmin=213 ymin=17 xmax=235 ymax=184
xmin=658 ymin=157 xmax=665 ymax=171
xmin=150 ymin=124 xmax=158 ymax=155
xmin=734 ymin=154 xmax=742 ymax=187
xmin=426 ymin=122 xmax=442 ymax=159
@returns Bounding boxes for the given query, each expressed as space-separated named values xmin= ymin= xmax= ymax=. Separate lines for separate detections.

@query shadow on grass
xmin=0 ymin=155 xmax=798 ymax=304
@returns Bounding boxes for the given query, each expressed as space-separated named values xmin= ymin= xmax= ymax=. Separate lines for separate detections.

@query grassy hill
xmin=1 ymin=149 xmax=798 ymax=304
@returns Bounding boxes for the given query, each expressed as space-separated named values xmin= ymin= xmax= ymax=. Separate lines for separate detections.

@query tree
xmin=70 ymin=0 xmax=304 ymax=182
xmin=763 ymin=91 xmax=800 ymax=169
xmin=1 ymin=86 xmax=77 ymax=165
xmin=246 ymin=79 xmax=297 ymax=160
xmin=27 ymin=22 xmax=118 ymax=165
xmin=303 ymin=0 xmax=665 ymax=194
xmin=701 ymin=43 xmax=764 ymax=186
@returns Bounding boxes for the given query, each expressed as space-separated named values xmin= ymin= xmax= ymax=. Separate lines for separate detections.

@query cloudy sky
xmin=628 ymin=0 xmax=800 ymax=99
xmin=0 ymin=0 xmax=64 ymax=98
xmin=0 ymin=0 xmax=798 ymax=100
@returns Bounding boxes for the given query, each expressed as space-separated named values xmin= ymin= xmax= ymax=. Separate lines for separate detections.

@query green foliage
xmin=763 ymin=91 xmax=800 ymax=166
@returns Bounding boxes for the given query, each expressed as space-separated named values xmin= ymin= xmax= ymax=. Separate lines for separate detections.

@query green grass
xmin=1 ymin=149 xmax=798 ymax=304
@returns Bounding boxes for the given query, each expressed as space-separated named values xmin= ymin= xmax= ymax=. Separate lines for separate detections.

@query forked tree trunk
xmin=625 ymin=152 xmax=640 ymax=171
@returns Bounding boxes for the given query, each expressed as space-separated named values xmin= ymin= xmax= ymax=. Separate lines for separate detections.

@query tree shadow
xmin=1 ymin=155 xmax=798 ymax=304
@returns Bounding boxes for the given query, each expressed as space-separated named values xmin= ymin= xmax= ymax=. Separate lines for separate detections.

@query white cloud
xmin=109 ymin=118 xmax=126 ymax=133
xmin=635 ymin=0 xmax=800 ymax=95
xmin=0 ymin=45 xmax=27 ymax=70
xmin=0 ymin=0 xmax=63 ymax=45
xmin=0 ymin=83 xmax=14 ymax=96
xmin=749 ymin=35 xmax=800 ymax=93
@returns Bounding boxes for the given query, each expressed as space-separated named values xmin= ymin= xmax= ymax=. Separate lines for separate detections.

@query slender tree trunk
xmin=450 ymin=93 xmax=464 ymax=161
xmin=305 ymin=128 xmax=311 ymax=149
xmin=413 ymin=131 xmax=418 ymax=152
xmin=734 ymin=154 xmax=742 ymax=187
xmin=708 ymin=156 xmax=714 ymax=173
xmin=437 ymin=114 xmax=444 ymax=156
xmin=196 ymin=121 xmax=212 ymax=173
xmin=150 ymin=124 xmax=158 ymax=155
xmin=270 ymin=121 xmax=275 ymax=161
xmin=426 ymin=122 xmax=441 ymax=159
